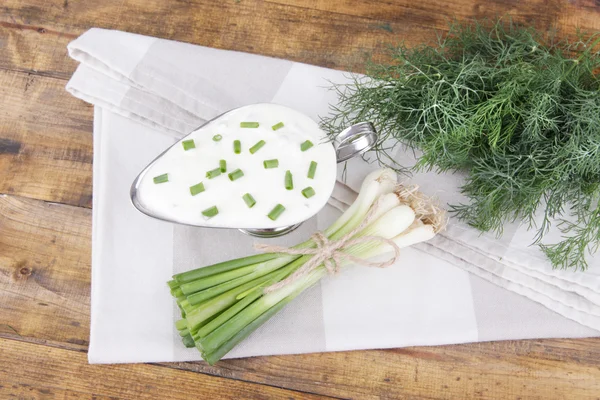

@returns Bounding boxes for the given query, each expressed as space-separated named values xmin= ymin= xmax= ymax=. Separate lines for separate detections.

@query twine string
xmin=255 ymin=200 xmax=401 ymax=293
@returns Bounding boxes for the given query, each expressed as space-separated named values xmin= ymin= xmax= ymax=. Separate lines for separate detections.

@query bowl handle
xmin=333 ymin=122 xmax=378 ymax=163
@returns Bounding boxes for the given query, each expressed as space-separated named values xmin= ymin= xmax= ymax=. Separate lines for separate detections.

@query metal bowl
xmin=131 ymin=108 xmax=377 ymax=238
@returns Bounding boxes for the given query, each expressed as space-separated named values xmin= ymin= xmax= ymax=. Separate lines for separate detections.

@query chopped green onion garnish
xmin=228 ymin=169 xmax=244 ymax=181
xmin=242 ymin=193 xmax=256 ymax=208
xmin=240 ymin=122 xmax=259 ymax=128
xmin=307 ymin=161 xmax=318 ymax=179
xmin=189 ymin=182 xmax=205 ymax=196
xmin=263 ymin=159 xmax=279 ymax=169
xmin=301 ymin=186 xmax=315 ymax=198
xmin=285 ymin=170 xmax=293 ymax=190
xmin=182 ymin=139 xmax=195 ymax=151
xmin=249 ymin=140 xmax=266 ymax=154
xmin=219 ymin=159 xmax=227 ymax=173
xmin=206 ymin=168 xmax=221 ymax=179
xmin=267 ymin=204 xmax=286 ymax=221
xmin=153 ymin=173 xmax=169 ymax=184
xmin=202 ymin=206 xmax=219 ymax=218
xmin=233 ymin=140 xmax=241 ymax=154
xmin=300 ymin=140 xmax=314 ymax=152
xmin=272 ymin=122 xmax=284 ymax=131
xmin=212 ymin=134 xmax=222 ymax=142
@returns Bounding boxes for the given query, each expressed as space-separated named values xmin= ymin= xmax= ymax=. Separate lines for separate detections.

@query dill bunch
xmin=321 ymin=20 xmax=600 ymax=270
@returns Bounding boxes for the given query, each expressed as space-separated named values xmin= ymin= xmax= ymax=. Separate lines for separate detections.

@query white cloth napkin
xmin=68 ymin=28 xmax=599 ymax=364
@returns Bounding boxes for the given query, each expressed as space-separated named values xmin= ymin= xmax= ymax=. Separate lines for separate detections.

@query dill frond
xmin=321 ymin=19 xmax=600 ymax=270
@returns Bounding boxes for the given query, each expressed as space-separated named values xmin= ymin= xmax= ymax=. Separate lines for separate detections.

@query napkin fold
xmin=68 ymin=28 xmax=599 ymax=363
xmin=331 ymin=176 xmax=600 ymax=330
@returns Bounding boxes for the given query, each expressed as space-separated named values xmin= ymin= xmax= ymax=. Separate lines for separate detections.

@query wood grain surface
xmin=2 ymin=0 xmax=600 ymax=398
xmin=0 ymin=338 xmax=325 ymax=400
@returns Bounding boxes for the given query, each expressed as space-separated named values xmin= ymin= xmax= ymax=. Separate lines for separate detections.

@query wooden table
xmin=2 ymin=1 xmax=600 ymax=398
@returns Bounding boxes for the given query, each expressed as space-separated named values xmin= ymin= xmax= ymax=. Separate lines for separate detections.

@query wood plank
xmin=271 ymin=0 xmax=600 ymax=34
xmin=0 ymin=194 xmax=91 ymax=347
xmin=0 ymin=0 xmax=409 ymax=73
xmin=0 ymin=381 xmax=118 ymax=400
xmin=2 ymin=194 xmax=600 ymax=399
xmin=2 ymin=0 xmax=600 ymax=81
xmin=0 ymin=338 xmax=327 ymax=400
xmin=0 ymin=69 xmax=93 ymax=207
xmin=0 ymin=21 xmax=79 ymax=80
xmin=169 ymin=338 xmax=600 ymax=400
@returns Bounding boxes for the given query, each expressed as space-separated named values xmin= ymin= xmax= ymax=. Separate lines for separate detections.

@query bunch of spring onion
xmin=168 ymin=168 xmax=445 ymax=364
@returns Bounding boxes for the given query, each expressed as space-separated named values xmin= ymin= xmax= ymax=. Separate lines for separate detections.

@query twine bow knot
xmin=254 ymin=200 xmax=401 ymax=293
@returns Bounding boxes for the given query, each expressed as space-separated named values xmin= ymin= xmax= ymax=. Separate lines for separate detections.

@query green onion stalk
xmin=168 ymin=168 xmax=445 ymax=364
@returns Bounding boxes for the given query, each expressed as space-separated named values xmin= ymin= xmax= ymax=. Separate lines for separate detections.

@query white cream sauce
xmin=135 ymin=103 xmax=337 ymax=228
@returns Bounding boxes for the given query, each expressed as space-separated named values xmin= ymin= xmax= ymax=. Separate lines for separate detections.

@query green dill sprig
xmin=321 ymin=19 xmax=600 ymax=270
